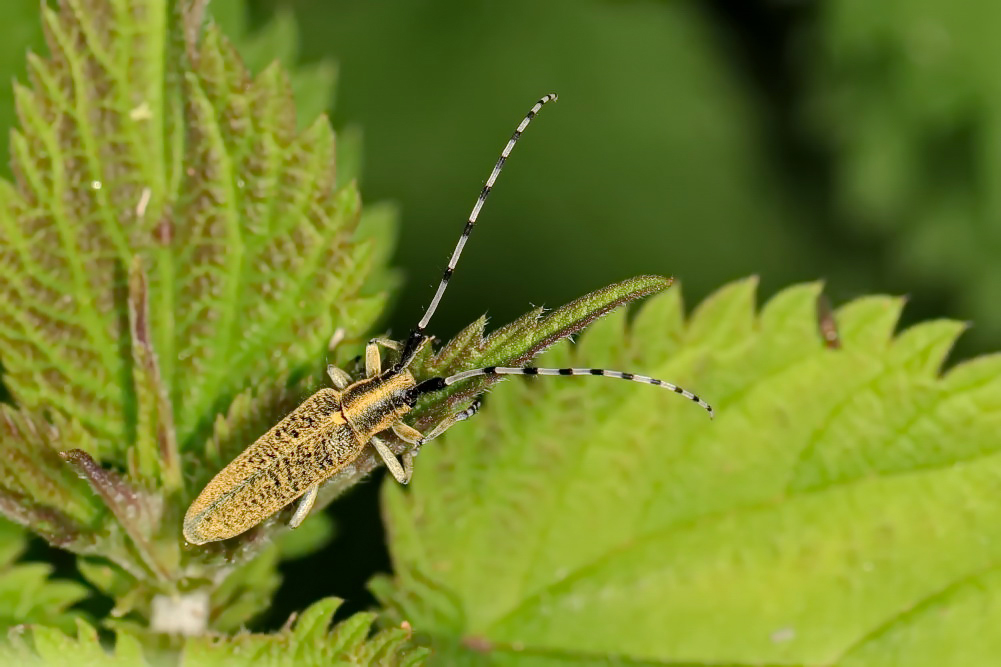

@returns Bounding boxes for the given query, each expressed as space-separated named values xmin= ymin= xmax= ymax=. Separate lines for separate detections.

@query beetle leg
xmin=371 ymin=436 xmax=410 ymax=484
xmin=417 ymin=398 xmax=483 ymax=447
xmin=364 ymin=341 xmax=382 ymax=377
xmin=365 ymin=337 xmax=403 ymax=377
xmin=391 ymin=422 xmax=423 ymax=444
xmin=369 ymin=337 xmax=402 ymax=351
xmin=326 ymin=365 xmax=352 ymax=389
xmin=401 ymin=450 xmax=414 ymax=483
xmin=390 ymin=423 xmax=424 ymax=484
xmin=290 ymin=484 xmax=318 ymax=528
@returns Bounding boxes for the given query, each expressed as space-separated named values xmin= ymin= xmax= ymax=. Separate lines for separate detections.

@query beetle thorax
xmin=340 ymin=370 xmax=416 ymax=437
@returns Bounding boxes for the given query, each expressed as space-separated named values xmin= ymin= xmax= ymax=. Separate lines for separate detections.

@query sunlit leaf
xmin=375 ymin=280 xmax=1001 ymax=665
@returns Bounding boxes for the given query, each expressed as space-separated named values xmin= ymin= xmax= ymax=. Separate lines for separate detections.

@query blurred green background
xmin=287 ymin=0 xmax=864 ymax=344
xmin=8 ymin=0 xmax=1001 ymax=631
xmin=269 ymin=0 xmax=986 ymax=357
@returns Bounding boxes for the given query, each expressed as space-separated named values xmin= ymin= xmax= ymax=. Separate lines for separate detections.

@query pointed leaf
xmin=408 ymin=275 xmax=672 ymax=430
xmin=0 ymin=0 xmax=391 ymax=460
xmin=0 ymin=407 xmax=104 ymax=545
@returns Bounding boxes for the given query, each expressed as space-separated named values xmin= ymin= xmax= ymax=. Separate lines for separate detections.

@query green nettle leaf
xmin=407 ymin=275 xmax=672 ymax=431
xmin=0 ymin=520 xmax=89 ymax=633
xmin=0 ymin=4 xmax=45 ymax=179
xmin=373 ymin=280 xmax=1001 ymax=666
xmin=0 ymin=0 xmax=393 ymax=634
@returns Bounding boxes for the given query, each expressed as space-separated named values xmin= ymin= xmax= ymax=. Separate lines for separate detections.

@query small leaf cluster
xmin=0 ymin=597 xmax=427 ymax=666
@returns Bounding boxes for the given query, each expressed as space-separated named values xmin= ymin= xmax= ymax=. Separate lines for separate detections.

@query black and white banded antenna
xmin=398 ymin=94 xmax=559 ymax=367
xmin=397 ymin=94 xmax=714 ymax=421
xmin=411 ymin=367 xmax=714 ymax=424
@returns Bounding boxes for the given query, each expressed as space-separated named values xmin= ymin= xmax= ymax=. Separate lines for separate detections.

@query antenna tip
xmin=699 ymin=399 xmax=715 ymax=419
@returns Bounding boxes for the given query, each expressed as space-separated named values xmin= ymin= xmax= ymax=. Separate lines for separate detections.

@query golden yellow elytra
xmin=184 ymin=338 xmax=431 ymax=544
xmin=183 ymin=94 xmax=713 ymax=545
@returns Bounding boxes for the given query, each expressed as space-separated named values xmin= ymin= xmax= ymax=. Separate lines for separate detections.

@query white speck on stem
xmin=151 ymin=591 xmax=210 ymax=636
xmin=90 ymin=180 xmax=102 ymax=190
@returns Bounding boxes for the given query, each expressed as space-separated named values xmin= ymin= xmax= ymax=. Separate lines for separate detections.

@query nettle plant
xmin=1 ymin=1 xmax=1001 ymax=666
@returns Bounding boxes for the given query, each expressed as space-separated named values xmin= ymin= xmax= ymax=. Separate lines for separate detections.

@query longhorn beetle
xmin=183 ymin=94 xmax=714 ymax=545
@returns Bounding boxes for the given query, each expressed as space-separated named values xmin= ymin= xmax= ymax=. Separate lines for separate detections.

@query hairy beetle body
xmin=184 ymin=371 xmax=417 ymax=544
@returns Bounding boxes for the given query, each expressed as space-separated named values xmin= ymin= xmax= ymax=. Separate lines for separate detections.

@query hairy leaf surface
xmin=0 ymin=0 xmax=386 ymax=474
xmin=0 ymin=0 xmax=389 ymax=630
xmin=375 ymin=280 xmax=1001 ymax=666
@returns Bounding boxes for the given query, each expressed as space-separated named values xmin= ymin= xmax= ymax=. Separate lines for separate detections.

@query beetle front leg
xmin=326 ymin=365 xmax=352 ymax=389
xmin=364 ymin=337 xmax=402 ymax=377
xmin=389 ymin=423 xmax=424 ymax=483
